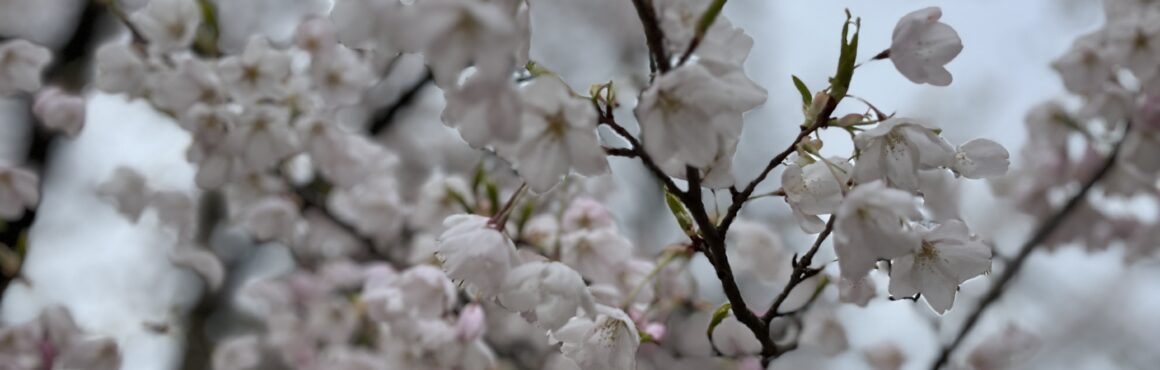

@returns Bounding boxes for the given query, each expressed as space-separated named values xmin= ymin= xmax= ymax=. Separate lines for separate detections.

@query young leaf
xmin=792 ymin=75 xmax=812 ymax=111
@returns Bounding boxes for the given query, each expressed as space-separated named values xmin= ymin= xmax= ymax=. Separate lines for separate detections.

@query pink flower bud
xmin=455 ymin=304 xmax=487 ymax=341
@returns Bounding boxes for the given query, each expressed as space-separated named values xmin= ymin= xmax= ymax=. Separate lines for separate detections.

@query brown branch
xmin=928 ymin=121 xmax=1133 ymax=370
xmin=368 ymin=69 xmax=434 ymax=135
xmin=718 ymin=97 xmax=837 ymax=236
xmin=762 ymin=218 xmax=833 ymax=322
xmin=628 ymin=0 xmax=671 ymax=74
xmin=603 ymin=146 xmax=638 ymax=158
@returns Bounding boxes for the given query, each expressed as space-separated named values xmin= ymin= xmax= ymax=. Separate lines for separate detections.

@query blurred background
xmin=3 ymin=0 xmax=1158 ymax=369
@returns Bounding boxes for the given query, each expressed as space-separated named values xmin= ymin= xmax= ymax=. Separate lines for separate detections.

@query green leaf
xmin=792 ymin=75 xmax=812 ymax=110
xmin=831 ymin=10 xmax=860 ymax=102
xmin=664 ymin=189 xmax=695 ymax=235
xmin=695 ymin=0 xmax=728 ymax=38
xmin=485 ymin=182 xmax=500 ymax=216
xmin=706 ymin=302 xmax=733 ymax=339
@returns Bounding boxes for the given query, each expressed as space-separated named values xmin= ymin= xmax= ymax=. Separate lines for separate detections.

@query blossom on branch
xmin=889 ymin=7 xmax=963 ymax=86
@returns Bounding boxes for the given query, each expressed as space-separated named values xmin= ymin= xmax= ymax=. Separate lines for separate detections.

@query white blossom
xmin=1103 ymin=13 xmax=1160 ymax=79
xmin=636 ymin=62 xmax=766 ymax=168
xmin=782 ymin=157 xmax=851 ymax=233
xmin=130 ymin=0 xmax=203 ymax=53
xmin=32 ymin=87 xmax=86 ymax=137
xmin=853 ymin=118 xmax=955 ymax=192
xmin=0 ymin=39 xmax=51 ymax=95
xmin=952 ymin=139 xmax=1010 ymax=179
xmin=833 ymin=181 xmax=921 ymax=280
xmin=327 ymin=174 xmax=407 ymax=243
xmin=227 ymin=104 xmax=298 ymax=172
xmin=170 ymin=245 xmax=225 ymax=290
xmin=94 ymin=43 xmax=149 ymax=96
xmin=889 ymin=7 xmax=963 ymax=86
xmin=862 ymin=342 xmax=906 ymax=370
xmin=966 ymin=324 xmax=1040 ymax=370
xmin=561 ymin=197 xmax=613 ymax=232
xmin=725 ymin=221 xmax=790 ymax=283
xmin=442 ymin=72 xmax=522 ymax=148
xmin=402 ymin=0 xmax=518 ymax=87
xmin=218 ymin=37 xmax=291 ymax=102
xmin=330 ymin=0 xmax=402 ymax=53
xmin=310 ymin=44 xmax=376 ymax=107
xmin=436 ymin=214 xmax=520 ymax=297
xmin=1052 ymin=33 xmax=1115 ymax=96
xmin=149 ymin=58 xmax=226 ymax=113
xmin=505 ymin=77 xmax=608 ymax=193
xmin=838 ymin=274 xmax=877 ymax=307
xmin=558 ymin=228 xmax=634 ymax=282
xmin=888 ymin=220 xmax=991 ymax=314
xmin=550 ymin=305 xmax=639 ymax=370
xmin=239 ymin=197 xmax=300 ymax=244
xmin=497 ymin=261 xmax=595 ymax=331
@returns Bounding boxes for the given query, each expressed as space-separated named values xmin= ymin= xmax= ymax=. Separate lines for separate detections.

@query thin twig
xmin=718 ymin=97 xmax=837 ymax=236
xmin=628 ymin=0 xmax=671 ymax=74
xmin=928 ymin=121 xmax=1133 ymax=370
xmin=603 ymin=146 xmax=638 ymax=158
xmin=762 ymin=218 xmax=833 ymax=322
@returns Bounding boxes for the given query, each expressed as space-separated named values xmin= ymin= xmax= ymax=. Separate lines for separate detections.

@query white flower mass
xmin=1 ymin=1 xmax=1158 ymax=370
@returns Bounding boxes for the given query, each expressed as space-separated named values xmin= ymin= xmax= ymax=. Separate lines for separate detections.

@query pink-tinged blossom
xmin=889 ymin=7 xmax=963 ymax=86
xmin=833 ymin=181 xmax=921 ymax=280
xmin=558 ymin=227 xmax=634 ymax=282
xmin=561 ymin=197 xmax=614 ymax=232
xmin=966 ymin=324 xmax=1040 ymax=370
xmin=838 ymin=274 xmax=877 ymax=307
xmin=889 ymin=220 xmax=991 ymax=314
xmin=0 ymin=39 xmax=51 ymax=95
xmin=1052 ymin=33 xmax=1115 ymax=96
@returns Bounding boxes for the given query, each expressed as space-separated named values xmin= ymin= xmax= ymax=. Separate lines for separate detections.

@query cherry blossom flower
xmin=442 ymin=72 xmax=522 ymax=149
xmin=505 ymin=77 xmax=607 ymax=193
xmin=782 ymin=156 xmax=852 ymax=233
xmin=551 ymin=305 xmax=639 ymax=370
xmin=710 ymin=316 xmax=761 ymax=356
xmin=497 ymin=261 xmax=596 ymax=330
xmin=436 ymin=214 xmax=520 ymax=297
xmin=838 ymin=274 xmax=877 ymax=307
xmin=889 ymin=7 xmax=963 ymax=86
xmin=833 ymin=181 xmax=921 ymax=280
xmin=239 ymin=197 xmax=300 ymax=244
xmin=558 ymin=227 xmax=634 ymax=281
xmin=853 ymin=118 xmax=956 ymax=192
xmin=561 ymin=197 xmax=614 ymax=232
xmin=1104 ymin=12 xmax=1160 ymax=79
xmin=94 ymin=43 xmax=149 ymax=96
xmin=327 ymin=174 xmax=407 ymax=243
xmin=888 ymin=220 xmax=991 ymax=314
xmin=218 ymin=37 xmax=291 ymax=102
xmin=32 ymin=87 xmax=86 ymax=137
xmin=402 ymin=0 xmax=518 ymax=87
xmin=636 ymin=62 xmax=766 ymax=168
xmin=149 ymin=58 xmax=226 ymax=114
xmin=310 ymin=44 xmax=376 ymax=107
xmin=0 ymin=165 xmax=39 ymax=220
xmin=96 ymin=166 xmax=153 ymax=222
xmin=227 ymin=104 xmax=298 ymax=172
xmin=951 ymin=139 xmax=1010 ymax=179
xmin=330 ymin=0 xmax=402 ymax=54
xmin=0 ymin=39 xmax=52 ymax=95
xmin=862 ymin=342 xmax=906 ymax=370
xmin=129 ymin=0 xmax=203 ymax=54
xmin=1052 ymin=33 xmax=1115 ymax=96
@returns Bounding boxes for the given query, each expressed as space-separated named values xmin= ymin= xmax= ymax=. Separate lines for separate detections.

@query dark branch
xmin=368 ymin=70 xmax=434 ymax=135
xmin=603 ymin=146 xmax=638 ymax=158
xmin=928 ymin=121 xmax=1133 ymax=370
xmin=628 ymin=0 xmax=671 ymax=74
xmin=762 ymin=218 xmax=833 ymax=322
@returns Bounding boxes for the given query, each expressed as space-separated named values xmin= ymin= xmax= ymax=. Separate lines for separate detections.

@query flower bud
xmin=33 ymin=87 xmax=86 ymax=137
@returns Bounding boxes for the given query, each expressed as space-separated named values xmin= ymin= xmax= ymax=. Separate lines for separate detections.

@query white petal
xmin=954 ymin=139 xmax=1011 ymax=179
